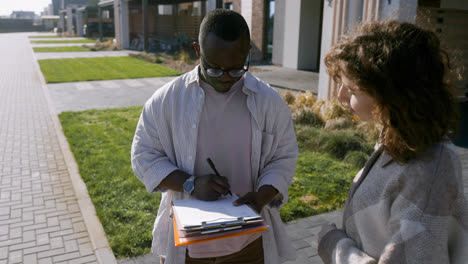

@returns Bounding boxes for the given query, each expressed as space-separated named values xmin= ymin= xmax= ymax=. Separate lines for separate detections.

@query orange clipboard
xmin=173 ymin=217 xmax=268 ymax=247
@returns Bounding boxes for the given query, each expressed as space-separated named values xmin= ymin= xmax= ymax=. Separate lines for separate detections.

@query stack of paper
xmin=172 ymin=195 xmax=268 ymax=246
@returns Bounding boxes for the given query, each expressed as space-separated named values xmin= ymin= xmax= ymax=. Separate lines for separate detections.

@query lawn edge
xmin=29 ymin=37 xmax=118 ymax=264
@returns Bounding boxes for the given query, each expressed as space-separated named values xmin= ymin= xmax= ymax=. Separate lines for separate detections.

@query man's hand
xmin=233 ymin=185 xmax=278 ymax=213
xmin=192 ymin=174 xmax=231 ymax=201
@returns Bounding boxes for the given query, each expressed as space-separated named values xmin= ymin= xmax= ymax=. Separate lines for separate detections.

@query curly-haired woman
xmin=317 ymin=20 xmax=468 ymax=264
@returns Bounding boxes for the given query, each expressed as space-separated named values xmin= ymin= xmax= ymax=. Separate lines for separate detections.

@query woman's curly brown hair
xmin=325 ymin=20 xmax=459 ymax=163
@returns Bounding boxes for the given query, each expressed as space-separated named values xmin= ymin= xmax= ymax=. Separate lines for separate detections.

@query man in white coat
xmin=131 ymin=9 xmax=298 ymax=264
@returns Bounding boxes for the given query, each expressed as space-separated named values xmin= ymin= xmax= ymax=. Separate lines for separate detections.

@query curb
xmin=28 ymin=35 xmax=118 ymax=264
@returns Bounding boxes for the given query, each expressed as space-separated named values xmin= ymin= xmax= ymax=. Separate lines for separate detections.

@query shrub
xmin=129 ymin=52 xmax=163 ymax=64
xmin=281 ymin=91 xmax=296 ymax=105
xmin=173 ymin=48 xmax=197 ymax=64
xmin=356 ymin=121 xmax=383 ymax=143
xmin=322 ymin=130 xmax=372 ymax=159
xmin=314 ymin=100 xmax=353 ymax=121
xmin=324 ymin=117 xmax=354 ymax=130
xmin=343 ymin=151 xmax=370 ymax=168
xmin=89 ymin=40 xmax=120 ymax=51
xmin=295 ymin=125 xmax=373 ymax=160
xmin=294 ymin=109 xmax=324 ymax=127
xmin=293 ymin=91 xmax=316 ymax=108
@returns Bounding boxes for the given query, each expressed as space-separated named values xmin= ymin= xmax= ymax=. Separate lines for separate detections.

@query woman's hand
xmin=318 ymin=223 xmax=337 ymax=243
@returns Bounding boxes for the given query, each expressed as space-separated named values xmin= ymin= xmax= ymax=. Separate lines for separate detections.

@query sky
xmin=0 ymin=0 xmax=53 ymax=16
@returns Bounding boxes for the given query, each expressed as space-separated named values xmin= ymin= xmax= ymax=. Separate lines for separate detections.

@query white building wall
xmin=241 ymin=0 xmax=253 ymax=34
xmin=282 ymin=0 xmax=301 ymax=69
xmin=318 ymin=0 xmax=418 ymax=99
xmin=272 ymin=0 xmax=285 ymax=66
xmin=317 ymin=0 xmax=337 ymax=99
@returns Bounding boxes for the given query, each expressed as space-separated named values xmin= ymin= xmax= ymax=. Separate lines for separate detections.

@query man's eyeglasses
xmin=202 ymin=52 xmax=250 ymax=78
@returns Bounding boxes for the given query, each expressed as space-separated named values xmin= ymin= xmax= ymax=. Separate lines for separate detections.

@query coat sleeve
xmin=256 ymin=94 xmax=298 ymax=209
xmin=318 ymin=145 xmax=467 ymax=264
xmin=131 ymin=98 xmax=179 ymax=193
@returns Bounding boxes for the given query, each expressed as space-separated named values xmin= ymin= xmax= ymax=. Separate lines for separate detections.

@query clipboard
xmin=171 ymin=195 xmax=268 ymax=246
xmin=172 ymin=195 xmax=262 ymax=229
xmin=173 ymin=217 xmax=268 ymax=246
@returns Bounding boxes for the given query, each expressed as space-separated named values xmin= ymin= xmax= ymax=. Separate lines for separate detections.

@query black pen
xmin=206 ymin=158 xmax=233 ymax=196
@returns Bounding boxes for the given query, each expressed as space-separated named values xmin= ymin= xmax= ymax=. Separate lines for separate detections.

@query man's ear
xmin=193 ymin=42 xmax=200 ymax=57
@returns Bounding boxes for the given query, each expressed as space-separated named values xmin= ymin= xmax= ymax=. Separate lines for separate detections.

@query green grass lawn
xmin=60 ymin=107 xmax=158 ymax=258
xmin=38 ymin=56 xmax=182 ymax=83
xmin=28 ymin=35 xmax=59 ymax=38
xmin=279 ymin=152 xmax=357 ymax=222
xmin=33 ymin=46 xmax=91 ymax=52
xmin=31 ymin=39 xmax=96 ymax=44
xmin=59 ymin=106 xmax=367 ymax=258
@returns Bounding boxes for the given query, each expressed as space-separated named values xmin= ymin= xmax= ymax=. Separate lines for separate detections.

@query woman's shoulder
xmin=394 ymin=141 xmax=463 ymax=207
xmin=415 ymin=141 xmax=461 ymax=175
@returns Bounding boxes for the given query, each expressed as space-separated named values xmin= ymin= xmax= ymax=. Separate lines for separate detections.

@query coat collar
xmin=374 ymin=141 xmax=394 ymax=168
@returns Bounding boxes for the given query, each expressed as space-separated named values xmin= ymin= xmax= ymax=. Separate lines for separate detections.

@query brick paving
xmin=0 ymin=33 xmax=115 ymax=264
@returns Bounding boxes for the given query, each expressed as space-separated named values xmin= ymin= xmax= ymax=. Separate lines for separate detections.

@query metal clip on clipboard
xmin=201 ymin=217 xmax=245 ymax=228
xmin=184 ymin=216 xmax=263 ymax=235
xmin=183 ymin=217 xmax=245 ymax=231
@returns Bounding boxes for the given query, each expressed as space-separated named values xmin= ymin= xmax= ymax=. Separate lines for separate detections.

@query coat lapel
xmin=342 ymin=145 xmax=384 ymax=228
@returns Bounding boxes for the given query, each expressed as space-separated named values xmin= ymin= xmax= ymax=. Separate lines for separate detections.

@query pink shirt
xmin=188 ymin=77 xmax=261 ymax=258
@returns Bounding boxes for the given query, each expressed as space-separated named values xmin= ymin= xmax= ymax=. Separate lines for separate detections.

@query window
xmin=158 ymin=5 xmax=173 ymax=15
xmin=177 ymin=1 xmax=205 ymax=16
xmin=224 ymin=3 xmax=233 ymax=10
xmin=102 ymin=10 xmax=110 ymax=19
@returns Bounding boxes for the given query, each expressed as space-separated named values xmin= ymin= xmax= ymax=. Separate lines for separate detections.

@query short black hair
xmin=199 ymin=9 xmax=250 ymax=44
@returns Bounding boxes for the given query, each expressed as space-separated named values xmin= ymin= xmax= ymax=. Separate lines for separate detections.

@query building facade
xmin=317 ymin=0 xmax=468 ymax=100
xmin=111 ymin=0 xmax=467 ymax=99
xmin=58 ymin=0 xmax=94 ymax=35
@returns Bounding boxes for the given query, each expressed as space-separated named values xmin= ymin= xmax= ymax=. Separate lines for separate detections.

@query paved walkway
xmin=47 ymin=77 xmax=176 ymax=113
xmin=44 ymin=71 xmax=316 ymax=114
xmin=0 ymin=33 xmax=116 ymax=263
xmin=35 ymin=51 xmax=141 ymax=60
xmin=29 ymin=38 xmax=88 ymax=41
xmin=46 ymin=74 xmax=316 ymax=114
xmin=31 ymin=43 xmax=96 ymax=48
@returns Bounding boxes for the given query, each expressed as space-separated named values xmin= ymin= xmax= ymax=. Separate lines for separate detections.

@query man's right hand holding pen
xmin=189 ymin=158 xmax=232 ymax=201
xmin=160 ymin=169 xmax=232 ymax=201
xmin=192 ymin=173 xmax=231 ymax=201
xmin=160 ymin=157 xmax=231 ymax=201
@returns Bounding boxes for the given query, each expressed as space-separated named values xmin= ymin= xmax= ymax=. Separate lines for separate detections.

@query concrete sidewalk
xmin=31 ymin=43 xmax=96 ymax=48
xmin=0 ymin=33 xmax=116 ymax=264
xmin=45 ymin=68 xmax=317 ymax=114
xmin=35 ymin=51 xmax=141 ymax=60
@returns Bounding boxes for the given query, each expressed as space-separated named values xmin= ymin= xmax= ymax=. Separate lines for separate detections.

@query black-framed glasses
xmin=202 ymin=52 xmax=250 ymax=78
